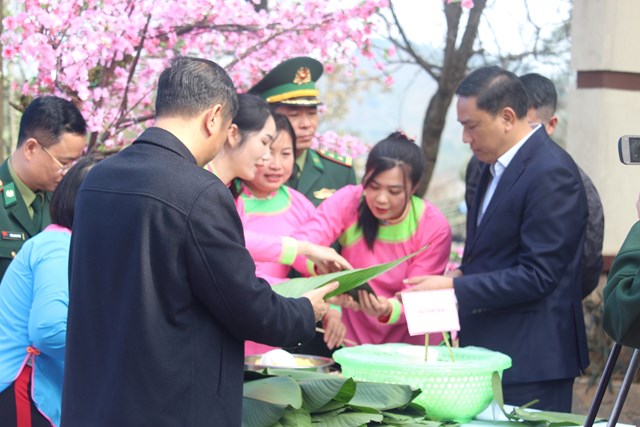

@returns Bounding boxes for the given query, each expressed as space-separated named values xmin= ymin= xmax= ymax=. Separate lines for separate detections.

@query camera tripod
xmin=584 ymin=342 xmax=640 ymax=427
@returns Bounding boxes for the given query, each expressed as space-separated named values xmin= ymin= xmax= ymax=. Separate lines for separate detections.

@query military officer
xmin=0 ymin=96 xmax=86 ymax=280
xmin=249 ymin=57 xmax=356 ymax=207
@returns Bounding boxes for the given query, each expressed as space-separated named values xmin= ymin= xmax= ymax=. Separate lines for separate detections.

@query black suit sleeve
xmin=185 ymin=183 xmax=316 ymax=346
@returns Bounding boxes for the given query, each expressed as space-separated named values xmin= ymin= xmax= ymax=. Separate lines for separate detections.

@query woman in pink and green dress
xmin=292 ymin=132 xmax=452 ymax=347
xmin=240 ymin=113 xmax=346 ymax=355
xmin=203 ymin=94 xmax=350 ymax=275
xmin=202 ymin=97 xmax=348 ymax=354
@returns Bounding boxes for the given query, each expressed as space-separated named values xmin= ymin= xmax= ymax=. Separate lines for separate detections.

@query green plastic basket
xmin=333 ymin=343 xmax=512 ymax=422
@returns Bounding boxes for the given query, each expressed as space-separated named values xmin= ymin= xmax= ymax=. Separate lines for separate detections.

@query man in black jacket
xmin=62 ymin=57 xmax=336 ymax=427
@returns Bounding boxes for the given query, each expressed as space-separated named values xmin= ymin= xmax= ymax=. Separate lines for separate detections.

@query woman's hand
xmin=321 ymin=309 xmax=346 ymax=349
xmin=297 ymin=241 xmax=353 ymax=274
xmin=357 ymin=291 xmax=391 ymax=318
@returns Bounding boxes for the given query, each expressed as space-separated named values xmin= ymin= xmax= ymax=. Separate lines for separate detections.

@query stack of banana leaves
xmin=242 ymin=368 xmax=434 ymax=427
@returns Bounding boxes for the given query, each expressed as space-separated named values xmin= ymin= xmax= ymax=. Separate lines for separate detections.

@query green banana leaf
xmin=348 ymin=382 xmax=418 ymax=411
xmin=381 ymin=409 xmax=440 ymax=426
xmin=491 ymin=371 xmax=602 ymax=427
xmin=273 ymin=246 xmax=428 ymax=299
xmin=311 ymin=409 xmax=384 ymax=426
xmin=242 ymin=376 xmax=302 ymax=427
xmin=243 ymin=370 xmax=428 ymax=427
xmin=266 ymin=368 xmax=356 ymax=412
xmin=277 ymin=407 xmax=311 ymax=426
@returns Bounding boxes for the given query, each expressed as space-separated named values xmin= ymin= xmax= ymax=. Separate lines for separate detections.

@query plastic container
xmin=333 ymin=343 xmax=512 ymax=422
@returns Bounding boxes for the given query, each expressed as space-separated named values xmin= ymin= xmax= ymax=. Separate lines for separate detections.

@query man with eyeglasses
xmin=0 ymin=96 xmax=86 ymax=280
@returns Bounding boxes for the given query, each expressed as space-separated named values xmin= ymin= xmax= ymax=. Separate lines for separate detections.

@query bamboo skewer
xmin=424 ymin=333 xmax=429 ymax=362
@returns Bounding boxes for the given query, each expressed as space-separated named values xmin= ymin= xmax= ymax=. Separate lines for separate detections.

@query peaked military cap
xmin=248 ymin=57 xmax=323 ymax=106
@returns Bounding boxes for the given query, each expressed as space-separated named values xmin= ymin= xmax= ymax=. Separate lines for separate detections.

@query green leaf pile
xmin=242 ymin=369 xmax=434 ymax=427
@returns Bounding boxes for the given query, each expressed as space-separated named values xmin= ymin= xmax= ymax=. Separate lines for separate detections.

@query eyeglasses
xmin=38 ymin=142 xmax=73 ymax=174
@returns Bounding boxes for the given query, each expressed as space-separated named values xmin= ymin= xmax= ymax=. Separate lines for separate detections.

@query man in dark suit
xmin=62 ymin=57 xmax=337 ymax=427
xmin=405 ymin=66 xmax=589 ymax=412
xmin=0 ymin=96 xmax=86 ymax=280
xmin=465 ymin=73 xmax=604 ymax=299
xmin=249 ymin=57 xmax=356 ymax=207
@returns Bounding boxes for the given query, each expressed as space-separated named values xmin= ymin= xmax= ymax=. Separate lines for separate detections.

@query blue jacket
xmin=0 ymin=226 xmax=71 ymax=426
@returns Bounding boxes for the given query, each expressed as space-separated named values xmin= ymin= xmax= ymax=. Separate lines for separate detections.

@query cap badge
xmin=293 ymin=67 xmax=312 ymax=85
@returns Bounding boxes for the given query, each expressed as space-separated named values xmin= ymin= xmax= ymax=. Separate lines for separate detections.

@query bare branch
xmin=387 ymin=0 xmax=437 ymax=79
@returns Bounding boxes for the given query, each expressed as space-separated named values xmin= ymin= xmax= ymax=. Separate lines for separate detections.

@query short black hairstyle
xmin=456 ymin=66 xmax=529 ymax=119
xmin=272 ymin=112 xmax=297 ymax=155
xmin=233 ymin=93 xmax=272 ymax=145
xmin=50 ymin=154 xmax=103 ymax=229
xmin=17 ymin=96 xmax=87 ymax=148
xmin=519 ymin=73 xmax=557 ymax=120
xmin=155 ymin=56 xmax=239 ymax=122
xmin=358 ymin=131 xmax=424 ymax=250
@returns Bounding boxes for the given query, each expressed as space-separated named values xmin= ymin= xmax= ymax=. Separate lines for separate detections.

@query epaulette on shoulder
xmin=317 ymin=149 xmax=353 ymax=167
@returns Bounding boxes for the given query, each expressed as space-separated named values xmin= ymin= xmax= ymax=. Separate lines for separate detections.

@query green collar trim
xmin=339 ymin=196 xmax=426 ymax=247
xmin=242 ymin=186 xmax=292 ymax=215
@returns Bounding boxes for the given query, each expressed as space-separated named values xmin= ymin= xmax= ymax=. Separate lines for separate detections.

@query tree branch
xmin=386 ymin=0 xmax=437 ymax=80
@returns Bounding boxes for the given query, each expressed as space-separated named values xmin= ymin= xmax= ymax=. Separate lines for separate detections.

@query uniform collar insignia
xmin=313 ymin=188 xmax=336 ymax=200
xmin=3 ymin=182 xmax=16 ymax=208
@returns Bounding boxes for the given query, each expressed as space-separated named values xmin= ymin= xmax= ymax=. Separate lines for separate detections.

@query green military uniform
xmin=249 ymin=56 xmax=357 ymax=207
xmin=0 ymin=158 xmax=52 ymax=281
xmin=288 ymin=148 xmax=356 ymax=207
xmin=603 ymin=221 xmax=640 ymax=348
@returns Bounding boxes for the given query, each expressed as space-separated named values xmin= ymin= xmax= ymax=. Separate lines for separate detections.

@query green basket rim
xmin=333 ymin=344 xmax=512 ymax=374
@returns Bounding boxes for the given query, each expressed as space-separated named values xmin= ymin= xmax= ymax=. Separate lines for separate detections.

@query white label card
xmin=401 ymin=289 xmax=460 ymax=336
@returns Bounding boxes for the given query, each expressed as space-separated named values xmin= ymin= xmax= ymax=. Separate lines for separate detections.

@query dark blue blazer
xmin=454 ymin=126 xmax=589 ymax=385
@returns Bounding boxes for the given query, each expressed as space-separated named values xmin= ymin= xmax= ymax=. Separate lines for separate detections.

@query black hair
xmin=519 ymin=73 xmax=557 ymax=122
xmin=455 ymin=66 xmax=529 ymax=119
xmin=357 ymin=131 xmax=424 ymax=250
xmin=17 ymin=96 xmax=87 ymax=148
xmin=155 ymin=56 xmax=239 ymax=122
xmin=273 ymin=112 xmax=297 ymax=155
xmin=234 ymin=93 xmax=272 ymax=143
xmin=228 ymin=93 xmax=273 ymax=199
xmin=49 ymin=154 xmax=104 ymax=229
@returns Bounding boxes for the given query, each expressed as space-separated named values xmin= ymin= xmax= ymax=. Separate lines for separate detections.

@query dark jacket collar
xmin=133 ymin=127 xmax=198 ymax=165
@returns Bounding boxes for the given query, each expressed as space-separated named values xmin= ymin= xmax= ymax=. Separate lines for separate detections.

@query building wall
xmin=568 ymin=0 xmax=640 ymax=255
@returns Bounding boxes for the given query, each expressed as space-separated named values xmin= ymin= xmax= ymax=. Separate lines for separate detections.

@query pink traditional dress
xmin=240 ymin=186 xmax=315 ymax=284
xmin=293 ymin=184 xmax=452 ymax=347
xmin=237 ymin=185 xmax=316 ymax=356
xmin=203 ymin=161 xmax=298 ymax=270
